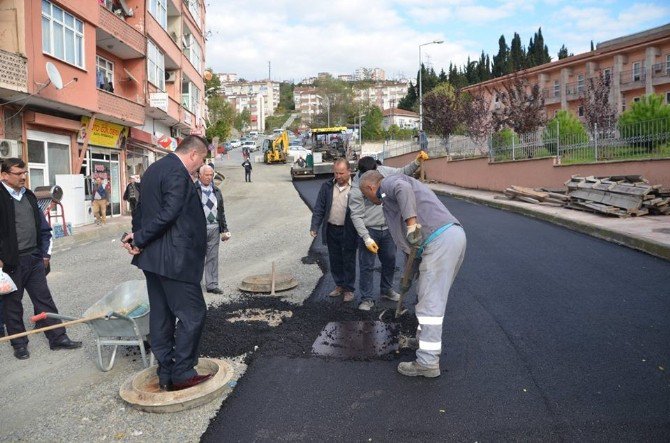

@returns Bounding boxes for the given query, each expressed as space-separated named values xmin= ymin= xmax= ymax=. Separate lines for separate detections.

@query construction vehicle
xmin=262 ymin=130 xmax=289 ymax=164
xmin=290 ymin=126 xmax=356 ymax=180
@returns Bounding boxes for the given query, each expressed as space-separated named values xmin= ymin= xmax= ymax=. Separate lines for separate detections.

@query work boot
xmin=382 ymin=289 xmax=401 ymax=302
xmin=358 ymin=299 xmax=375 ymax=311
xmin=328 ymin=286 xmax=343 ymax=297
xmin=397 ymin=360 xmax=440 ymax=378
xmin=342 ymin=291 xmax=354 ymax=302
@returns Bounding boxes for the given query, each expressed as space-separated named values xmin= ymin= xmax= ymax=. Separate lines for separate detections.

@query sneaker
xmin=358 ymin=299 xmax=375 ymax=311
xmin=342 ymin=291 xmax=354 ymax=302
xmin=397 ymin=360 xmax=440 ymax=378
xmin=382 ymin=289 xmax=401 ymax=302
xmin=328 ymin=286 xmax=344 ymax=297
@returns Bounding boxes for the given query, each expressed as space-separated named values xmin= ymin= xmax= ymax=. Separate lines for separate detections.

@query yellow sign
xmin=78 ymin=116 xmax=130 ymax=149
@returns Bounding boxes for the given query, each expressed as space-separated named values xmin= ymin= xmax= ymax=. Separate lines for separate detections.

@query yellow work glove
xmin=416 ymin=151 xmax=429 ymax=161
xmin=364 ymin=237 xmax=379 ymax=254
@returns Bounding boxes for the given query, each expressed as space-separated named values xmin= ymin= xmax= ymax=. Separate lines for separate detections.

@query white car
xmin=229 ymin=139 xmax=242 ymax=148
xmin=241 ymin=140 xmax=257 ymax=152
xmin=288 ymin=146 xmax=311 ymax=160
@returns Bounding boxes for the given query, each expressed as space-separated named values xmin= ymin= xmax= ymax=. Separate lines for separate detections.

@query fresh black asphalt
xmin=203 ymin=178 xmax=670 ymax=442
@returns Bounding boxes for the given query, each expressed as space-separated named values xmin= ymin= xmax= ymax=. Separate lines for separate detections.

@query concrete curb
xmin=52 ymin=219 xmax=130 ymax=250
xmin=431 ymin=187 xmax=670 ymax=262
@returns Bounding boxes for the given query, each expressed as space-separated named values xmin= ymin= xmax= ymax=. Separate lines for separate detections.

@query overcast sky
xmin=204 ymin=1 xmax=670 ymax=83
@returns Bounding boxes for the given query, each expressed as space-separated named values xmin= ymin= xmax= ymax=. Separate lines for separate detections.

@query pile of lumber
xmin=564 ymin=175 xmax=670 ymax=217
xmin=499 ymin=185 xmax=570 ymax=207
xmin=498 ymin=175 xmax=670 ymax=218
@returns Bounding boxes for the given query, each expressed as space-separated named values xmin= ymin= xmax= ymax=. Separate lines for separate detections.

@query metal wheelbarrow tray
xmin=44 ymin=280 xmax=151 ymax=371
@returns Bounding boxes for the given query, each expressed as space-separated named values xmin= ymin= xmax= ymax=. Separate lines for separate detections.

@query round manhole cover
xmin=238 ymin=273 xmax=298 ymax=293
xmin=119 ymin=358 xmax=234 ymax=413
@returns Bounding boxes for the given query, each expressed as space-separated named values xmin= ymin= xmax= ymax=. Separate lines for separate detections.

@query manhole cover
xmin=312 ymin=321 xmax=399 ymax=359
xmin=238 ymin=273 xmax=298 ymax=293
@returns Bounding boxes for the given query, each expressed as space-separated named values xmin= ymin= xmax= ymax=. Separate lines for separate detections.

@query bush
xmin=492 ymin=128 xmax=519 ymax=148
xmin=543 ymin=110 xmax=588 ymax=155
xmin=618 ymin=94 xmax=670 ymax=152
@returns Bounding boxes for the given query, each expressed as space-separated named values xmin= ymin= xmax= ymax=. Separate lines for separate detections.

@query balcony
xmin=97 ymin=5 xmax=146 ymax=59
xmin=542 ymin=88 xmax=561 ymax=104
xmin=650 ymin=63 xmax=670 ymax=86
xmin=564 ymin=81 xmax=585 ymax=101
xmin=97 ymin=89 xmax=145 ymax=126
xmin=619 ymin=67 xmax=646 ymax=91
xmin=0 ymin=49 xmax=28 ymax=94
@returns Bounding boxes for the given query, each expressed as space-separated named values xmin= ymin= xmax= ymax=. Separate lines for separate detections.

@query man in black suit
xmin=122 ymin=136 xmax=210 ymax=391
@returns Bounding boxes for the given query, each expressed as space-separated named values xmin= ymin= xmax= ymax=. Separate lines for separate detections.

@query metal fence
xmin=381 ymin=117 xmax=670 ymax=165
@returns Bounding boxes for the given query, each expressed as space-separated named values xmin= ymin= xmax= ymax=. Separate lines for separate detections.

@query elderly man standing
xmin=196 ymin=164 xmax=230 ymax=295
xmin=310 ymin=158 xmax=357 ymax=302
xmin=122 ymin=135 xmax=210 ymax=391
xmin=348 ymin=152 xmax=428 ymax=311
xmin=359 ymin=170 xmax=466 ymax=378
xmin=1 ymin=158 xmax=82 ymax=359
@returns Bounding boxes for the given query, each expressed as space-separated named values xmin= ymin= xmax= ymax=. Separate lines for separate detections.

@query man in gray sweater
xmin=348 ymin=152 xmax=428 ymax=311
xmin=359 ymin=170 xmax=466 ymax=378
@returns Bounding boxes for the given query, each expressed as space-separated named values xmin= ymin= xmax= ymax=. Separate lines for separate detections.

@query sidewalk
xmin=428 ymin=182 xmax=670 ymax=261
xmin=52 ymin=215 xmax=131 ymax=251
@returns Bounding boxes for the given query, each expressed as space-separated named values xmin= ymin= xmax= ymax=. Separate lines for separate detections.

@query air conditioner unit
xmin=165 ymin=70 xmax=177 ymax=83
xmin=0 ymin=139 xmax=20 ymax=159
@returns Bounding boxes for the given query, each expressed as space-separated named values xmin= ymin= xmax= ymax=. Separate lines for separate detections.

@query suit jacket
xmin=195 ymin=180 xmax=228 ymax=233
xmin=0 ymin=185 xmax=52 ymax=273
xmin=310 ymin=178 xmax=357 ymax=246
xmin=131 ymin=153 xmax=207 ymax=284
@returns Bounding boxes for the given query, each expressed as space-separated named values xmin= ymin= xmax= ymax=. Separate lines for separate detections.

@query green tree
xmin=527 ymin=28 xmax=551 ymax=67
xmin=543 ymin=110 xmax=588 ymax=155
xmin=557 ymin=44 xmax=570 ymax=60
xmin=278 ymin=82 xmax=295 ymax=111
xmin=204 ymin=69 xmax=221 ymax=98
xmin=362 ymin=106 xmax=384 ymax=141
xmin=618 ymin=94 xmax=670 ymax=151
xmin=205 ymin=95 xmax=234 ymax=141
xmin=234 ymin=108 xmax=251 ymax=132
xmin=509 ymin=32 xmax=526 ymax=72
xmin=398 ymin=81 xmax=417 ymax=111
xmin=492 ymin=35 xmax=509 ymax=77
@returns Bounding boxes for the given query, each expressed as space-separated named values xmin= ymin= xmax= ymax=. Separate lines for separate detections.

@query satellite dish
xmin=204 ymin=70 xmax=213 ymax=81
xmin=46 ymin=62 xmax=63 ymax=90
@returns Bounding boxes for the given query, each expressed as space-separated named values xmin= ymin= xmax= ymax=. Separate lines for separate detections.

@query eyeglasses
xmin=7 ymin=170 xmax=28 ymax=176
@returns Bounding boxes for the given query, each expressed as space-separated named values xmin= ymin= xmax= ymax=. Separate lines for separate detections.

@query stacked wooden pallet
xmin=499 ymin=185 xmax=570 ymax=207
xmin=564 ymin=175 xmax=670 ymax=217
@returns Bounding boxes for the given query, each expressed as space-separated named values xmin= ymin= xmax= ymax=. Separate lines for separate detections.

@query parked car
xmin=241 ymin=140 xmax=257 ymax=152
xmin=229 ymin=139 xmax=242 ymax=148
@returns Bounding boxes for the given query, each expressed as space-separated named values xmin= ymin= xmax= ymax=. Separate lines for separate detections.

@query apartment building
xmin=354 ymin=67 xmax=386 ymax=81
xmin=219 ymin=79 xmax=280 ymax=131
xmin=293 ymin=86 xmax=324 ymax=123
xmin=464 ymin=24 xmax=670 ymax=123
xmin=354 ymin=81 xmax=408 ymax=111
xmin=0 ymin=0 xmax=206 ymax=225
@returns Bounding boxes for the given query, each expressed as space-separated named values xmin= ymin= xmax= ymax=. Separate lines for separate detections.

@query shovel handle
xmin=0 ymin=313 xmax=107 ymax=343
xmin=31 ymin=312 xmax=48 ymax=322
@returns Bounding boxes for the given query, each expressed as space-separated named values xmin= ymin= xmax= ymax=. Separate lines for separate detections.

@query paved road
xmin=204 ymin=178 xmax=670 ymax=441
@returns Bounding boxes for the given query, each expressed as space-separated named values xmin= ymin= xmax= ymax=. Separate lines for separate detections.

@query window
xmin=633 ymin=62 xmax=641 ymax=81
xmin=578 ymin=105 xmax=584 ymax=117
xmin=577 ymin=74 xmax=584 ymax=93
xmin=181 ymin=78 xmax=200 ymax=114
xmin=633 ymin=97 xmax=640 ymax=103
xmin=553 ymin=80 xmax=560 ymax=97
xmin=148 ymin=0 xmax=167 ymax=29
xmin=666 ymin=92 xmax=670 ymax=104
xmin=96 ymin=56 xmax=114 ymax=91
xmin=182 ymin=31 xmax=202 ymax=73
xmin=603 ymin=68 xmax=612 ymax=84
xmin=147 ymin=40 xmax=165 ymax=91
xmin=41 ymin=0 xmax=84 ymax=68
xmin=666 ymin=55 xmax=670 ymax=75
xmin=27 ymin=133 xmax=70 ymax=187
xmin=184 ymin=0 xmax=201 ymax=28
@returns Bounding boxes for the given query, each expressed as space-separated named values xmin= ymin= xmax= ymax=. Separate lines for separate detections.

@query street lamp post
xmin=418 ymin=40 xmax=444 ymax=132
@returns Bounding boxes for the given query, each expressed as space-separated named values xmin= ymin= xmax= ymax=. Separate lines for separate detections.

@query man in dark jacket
xmin=122 ymin=136 xmax=210 ymax=391
xmin=310 ymin=158 xmax=358 ymax=302
xmin=0 ymin=158 xmax=82 ymax=359
xmin=195 ymin=164 xmax=230 ymax=295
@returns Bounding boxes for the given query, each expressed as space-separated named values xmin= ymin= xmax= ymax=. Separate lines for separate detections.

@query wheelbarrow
xmin=32 ymin=280 xmax=152 ymax=372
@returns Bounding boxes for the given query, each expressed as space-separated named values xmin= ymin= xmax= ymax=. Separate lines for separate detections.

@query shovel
xmin=379 ymin=245 xmax=420 ymax=322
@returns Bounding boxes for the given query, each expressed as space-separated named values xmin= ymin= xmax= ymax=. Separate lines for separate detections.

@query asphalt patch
xmin=312 ymin=321 xmax=400 ymax=358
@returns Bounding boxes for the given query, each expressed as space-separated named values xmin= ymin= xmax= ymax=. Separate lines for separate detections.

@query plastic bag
xmin=0 ymin=268 xmax=17 ymax=295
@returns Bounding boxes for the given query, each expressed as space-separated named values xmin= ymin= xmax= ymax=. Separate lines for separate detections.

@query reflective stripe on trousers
xmin=415 ymin=225 xmax=466 ymax=367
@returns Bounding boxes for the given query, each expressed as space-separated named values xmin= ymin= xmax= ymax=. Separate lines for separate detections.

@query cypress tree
xmin=492 ymin=35 xmax=509 ymax=77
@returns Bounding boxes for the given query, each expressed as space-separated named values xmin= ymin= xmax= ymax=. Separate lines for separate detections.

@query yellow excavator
xmin=262 ymin=130 xmax=289 ymax=164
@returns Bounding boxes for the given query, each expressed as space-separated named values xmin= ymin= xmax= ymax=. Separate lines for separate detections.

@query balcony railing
xmin=564 ymin=80 xmax=585 ymax=99
xmin=97 ymin=5 xmax=146 ymax=58
xmin=619 ymin=67 xmax=647 ymax=85
xmin=0 ymin=49 xmax=28 ymax=93
xmin=97 ymin=89 xmax=145 ymax=126
xmin=650 ymin=63 xmax=670 ymax=80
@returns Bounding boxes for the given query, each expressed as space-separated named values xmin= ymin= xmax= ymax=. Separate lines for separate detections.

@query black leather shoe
xmin=14 ymin=346 xmax=29 ymax=360
xmin=207 ymin=288 xmax=224 ymax=294
xmin=50 ymin=337 xmax=83 ymax=350
xmin=172 ymin=374 xmax=213 ymax=391
xmin=159 ymin=382 xmax=173 ymax=392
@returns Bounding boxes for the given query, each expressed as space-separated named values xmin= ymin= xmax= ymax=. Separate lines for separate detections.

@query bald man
xmin=196 ymin=164 xmax=230 ymax=295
